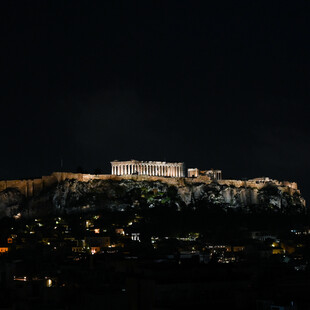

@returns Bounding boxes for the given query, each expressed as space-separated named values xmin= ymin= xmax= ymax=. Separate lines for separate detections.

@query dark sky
xmin=0 ymin=1 xmax=309 ymax=199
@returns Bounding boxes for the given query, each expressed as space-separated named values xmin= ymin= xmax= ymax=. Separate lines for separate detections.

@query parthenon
xmin=111 ymin=160 xmax=184 ymax=177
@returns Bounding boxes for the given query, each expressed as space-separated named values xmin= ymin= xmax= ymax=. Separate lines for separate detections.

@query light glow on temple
xmin=111 ymin=160 xmax=184 ymax=177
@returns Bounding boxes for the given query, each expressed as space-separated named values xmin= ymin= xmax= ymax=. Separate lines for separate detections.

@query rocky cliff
xmin=0 ymin=177 xmax=306 ymax=219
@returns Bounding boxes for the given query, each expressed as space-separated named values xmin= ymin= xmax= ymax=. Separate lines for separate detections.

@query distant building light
xmin=46 ymin=279 xmax=52 ymax=287
xmin=115 ymin=228 xmax=125 ymax=235
xmin=131 ymin=233 xmax=140 ymax=242
xmin=0 ymin=247 xmax=9 ymax=254
xmin=91 ymin=247 xmax=100 ymax=254
xmin=13 ymin=213 xmax=21 ymax=220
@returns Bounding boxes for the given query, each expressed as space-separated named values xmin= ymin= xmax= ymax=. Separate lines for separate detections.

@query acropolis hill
xmin=0 ymin=172 xmax=300 ymax=197
xmin=0 ymin=160 xmax=306 ymax=218
xmin=0 ymin=159 xmax=299 ymax=193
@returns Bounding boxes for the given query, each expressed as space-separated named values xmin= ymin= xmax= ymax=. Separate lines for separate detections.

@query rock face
xmin=0 ymin=178 xmax=306 ymax=218
xmin=0 ymin=188 xmax=25 ymax=218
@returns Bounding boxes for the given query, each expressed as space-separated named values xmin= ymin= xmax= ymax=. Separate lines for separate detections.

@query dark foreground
xmin=0 ymin=210 xmax=310 ymax=309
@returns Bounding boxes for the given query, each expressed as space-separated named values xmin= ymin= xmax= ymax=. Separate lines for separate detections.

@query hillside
xmin=0 ymin=177 xmax=306 ymax=219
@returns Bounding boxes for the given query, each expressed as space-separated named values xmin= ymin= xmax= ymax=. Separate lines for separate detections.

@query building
xmin=188 ymin=168 xmax=199 ymax=178
xmin=111 ymin=160 xmax=184 ymax=177
xmin=188 ymin=168 xmax=222 ymax=180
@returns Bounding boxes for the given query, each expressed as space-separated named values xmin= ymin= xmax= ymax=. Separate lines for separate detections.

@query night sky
xmin=0 ymin=2 xmax=309 ymax=199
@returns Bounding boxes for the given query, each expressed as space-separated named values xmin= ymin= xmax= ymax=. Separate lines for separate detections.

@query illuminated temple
xmin=111 ymin=160 xmax=184 ymax=177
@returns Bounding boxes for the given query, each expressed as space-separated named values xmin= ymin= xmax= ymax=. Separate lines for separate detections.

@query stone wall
xmin=0 ymin=172 xmax=301 ymax=198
